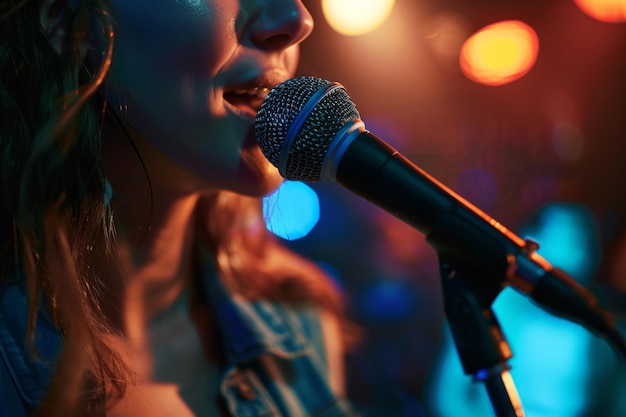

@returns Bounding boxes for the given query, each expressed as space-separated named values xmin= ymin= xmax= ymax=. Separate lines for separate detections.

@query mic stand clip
xmin=439 ymin=254 xmax=525 ymax=417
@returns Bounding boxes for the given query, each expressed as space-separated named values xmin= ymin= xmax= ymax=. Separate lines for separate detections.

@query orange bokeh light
xmin=574 ymin=0 xmax=626 ymax=23
xmin=460 ymin=20 xmax=539 ymax=86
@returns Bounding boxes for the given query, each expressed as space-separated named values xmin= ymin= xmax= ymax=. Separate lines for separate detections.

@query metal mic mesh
xmin=255 ymin=76 xmax=360 ymax=182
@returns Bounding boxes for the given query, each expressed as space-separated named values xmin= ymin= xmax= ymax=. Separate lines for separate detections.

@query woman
xmin=0 ymin=0 xmax=355 ymax=415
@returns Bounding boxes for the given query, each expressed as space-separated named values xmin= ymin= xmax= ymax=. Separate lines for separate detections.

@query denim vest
xmin=0 ymin=271 xmax=355 ymax=416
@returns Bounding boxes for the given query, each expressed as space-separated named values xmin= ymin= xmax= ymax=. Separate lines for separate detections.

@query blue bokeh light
xmin=262 ymin=180 xmax=321 ymax=241
xmin=520 ymin=203 xmax=600 ymax=284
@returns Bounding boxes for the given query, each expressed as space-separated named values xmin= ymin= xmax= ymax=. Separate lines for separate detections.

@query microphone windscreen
xmin=255 ymin=76 xmax=360 ymax=182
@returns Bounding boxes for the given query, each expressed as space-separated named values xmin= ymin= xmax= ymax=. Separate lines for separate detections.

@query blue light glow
xmin=316 ymin=261 xmax=344 ymax=291
xmin=474 ymin=368 xmax=489 ymax=381
xmin=423 ymin=203 xmax=626 ymax=417
xmin=521 ymin=203 xmax=600 ymax=283
xmin=356 ymin=280 xmax=416 ymax=322
xmin=262 ymin=180 xmax=320 ymax=241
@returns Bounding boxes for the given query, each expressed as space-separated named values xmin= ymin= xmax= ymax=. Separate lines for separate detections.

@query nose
xmin=245 ymin=0 xmax=314 ymax=51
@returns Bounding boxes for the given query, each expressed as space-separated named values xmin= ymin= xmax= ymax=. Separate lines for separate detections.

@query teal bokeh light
xmin=262 ymin=180 xmax=321 ymax=241
xmin=521 ymin=203 xmax=600 ymax=284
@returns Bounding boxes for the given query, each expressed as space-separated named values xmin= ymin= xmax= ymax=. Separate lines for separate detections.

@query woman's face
xmin=106 ymin=0 xmax=313 ymax=196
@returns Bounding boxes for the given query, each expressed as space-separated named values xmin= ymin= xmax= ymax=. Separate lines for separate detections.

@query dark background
xmin=285 ymin=1 xmax=626 ymax=415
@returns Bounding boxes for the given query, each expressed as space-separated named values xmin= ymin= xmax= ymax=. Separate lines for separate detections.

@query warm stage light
xmin=321 ymin=0 xmax=396 ymax=36
xmin=574 ymin=0 xmax=626 ymax=23
xmin=460 ymin=20 xmax=539 ymax=86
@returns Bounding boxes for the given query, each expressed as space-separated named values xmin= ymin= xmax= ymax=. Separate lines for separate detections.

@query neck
xmin=101 ymin=121 xmax=215 ymax=335
xmin=115 ymin=192 xmax=200 ymax=317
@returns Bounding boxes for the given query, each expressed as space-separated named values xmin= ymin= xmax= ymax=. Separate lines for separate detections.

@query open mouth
xmin=224 ymin=86 xmax=271 ymax=116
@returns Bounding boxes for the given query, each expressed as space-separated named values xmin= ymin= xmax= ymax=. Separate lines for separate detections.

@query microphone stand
xmin=438 ymin=253 xmax=525 ymax=417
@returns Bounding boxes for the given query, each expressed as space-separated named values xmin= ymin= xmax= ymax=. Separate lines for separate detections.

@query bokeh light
xmin=460 ymin=20 xmax=539 ymax=86
xmin=262 ymin=181 xmax=320 ymax=241
xmin=521 ymin=203 xmax=600 ymax=283
xmin=574 ymin=0 xmax=626 ymax=23
xmin=424 ymin=13 xmax=472 ymax=70
xmin=321 ymin=0 xmax=396 ymax=36
xmin=552 ymin=121 xmax=585 ymax=162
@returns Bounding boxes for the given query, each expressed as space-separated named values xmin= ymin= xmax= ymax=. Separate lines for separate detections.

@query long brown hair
xmin=1 ymin=1 xmax=348 ymax=415
xmin=1 ymin=0 xmax=130 ymax=414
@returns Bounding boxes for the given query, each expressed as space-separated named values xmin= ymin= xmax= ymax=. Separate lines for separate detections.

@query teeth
xmin=231 ymin=86 xmax=271 ymax=98
xmin=258 ymin=87 xmax=270 ymax=99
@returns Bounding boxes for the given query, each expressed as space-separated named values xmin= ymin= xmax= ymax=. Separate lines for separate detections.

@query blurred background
xmin=262 ymin=1 xmax=626 ymax=415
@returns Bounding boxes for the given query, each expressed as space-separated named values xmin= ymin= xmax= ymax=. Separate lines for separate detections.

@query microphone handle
xmin=334 ymin=130 xmax=523 ymax=266
xmin=332 ymin=130 xmax=626 ymax=356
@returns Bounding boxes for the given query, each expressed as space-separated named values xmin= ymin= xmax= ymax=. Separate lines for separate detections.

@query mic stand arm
xmin=439 ymin=254 xmax=525 ymax=417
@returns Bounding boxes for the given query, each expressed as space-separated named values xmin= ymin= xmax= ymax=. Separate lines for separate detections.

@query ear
xmin=39 ymin=0 xmax=70 ymax=56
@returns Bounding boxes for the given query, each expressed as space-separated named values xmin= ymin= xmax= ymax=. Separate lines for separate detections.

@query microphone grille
xmin=255 ymin=76 xmax=360 ymax=182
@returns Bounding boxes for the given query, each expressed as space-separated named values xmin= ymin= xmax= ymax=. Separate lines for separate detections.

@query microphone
xmin=255 ymin=76 xmax=625 ymax=355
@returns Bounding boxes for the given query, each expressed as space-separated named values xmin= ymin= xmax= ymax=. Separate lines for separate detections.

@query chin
xmin=233 ymin=168 xmax=284 ymax=197
xmin=235 ymin=133 xmax=285 ymax=197
xmin=227 ymin=161 xmax=290 ymax=198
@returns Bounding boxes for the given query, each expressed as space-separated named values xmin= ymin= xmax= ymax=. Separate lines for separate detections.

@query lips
xmin=223 ymin=73 xmax=284 ymax=117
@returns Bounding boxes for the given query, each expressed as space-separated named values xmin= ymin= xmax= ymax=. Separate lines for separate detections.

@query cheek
xmin=107 ymin=1 xmax=236 ymax=138
xmin=284 ymin=45 xmax=301 ymax=76
xmin=110 ymin=0 xmax=237 ymax=75
xmin=105 ymin=1 xmax=285 ymax=195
